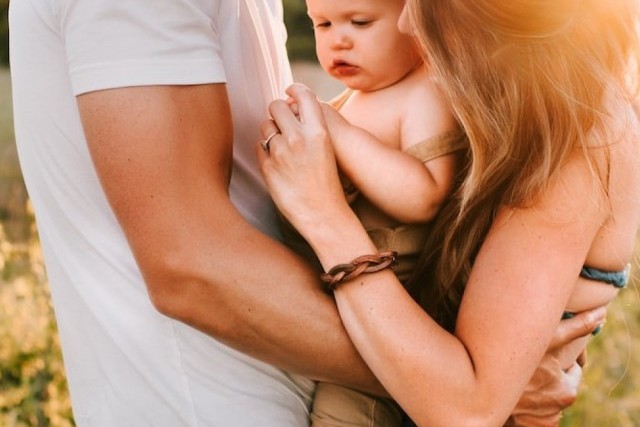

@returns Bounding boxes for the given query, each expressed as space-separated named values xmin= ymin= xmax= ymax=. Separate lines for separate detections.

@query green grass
xmin=1 ymin=68 xmax=73 ymax=426
xmin=561 ymin=264 xmax=640 ymax=426
xmin=1 ymin=66 xmax=639 ymax=426
xmin=0 ymin=67 xmax=29 ymax=241
xmin=0 ymin=67 xmax=18 ymax=179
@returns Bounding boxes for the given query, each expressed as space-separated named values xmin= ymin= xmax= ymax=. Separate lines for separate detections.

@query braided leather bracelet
xmin=320 ymin=251 xmax=398 ymax=290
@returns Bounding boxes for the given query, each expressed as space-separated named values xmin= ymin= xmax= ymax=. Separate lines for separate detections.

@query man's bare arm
xmin=76 ymin=83 xmax=603 ymax=403
xmin=76 ymin=84 xmax=381 ymax=393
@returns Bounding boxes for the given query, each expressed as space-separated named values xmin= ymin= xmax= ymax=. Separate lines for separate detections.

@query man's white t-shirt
xmin=9 ymin=0 xmax=315 ymax=425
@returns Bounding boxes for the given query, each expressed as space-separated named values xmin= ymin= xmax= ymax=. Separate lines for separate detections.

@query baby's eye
xmin=351 ymin=20 xmax=372 ymax=27
xmin=314 ymin=21 xmax=331 ymax=29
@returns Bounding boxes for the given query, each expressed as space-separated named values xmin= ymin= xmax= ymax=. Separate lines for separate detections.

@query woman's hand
xmin=256 ymin=83 xmax=351 ymax=239
xmin=506 ymin=306 xmax=607 ymax=426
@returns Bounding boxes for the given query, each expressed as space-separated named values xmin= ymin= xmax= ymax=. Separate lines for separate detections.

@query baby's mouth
xmin=331 ymin=59 xmax=358 ymax=76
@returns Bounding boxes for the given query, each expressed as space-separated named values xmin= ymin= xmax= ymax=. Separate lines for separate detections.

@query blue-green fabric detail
xmin=561 ymin=264 xmax=630 ymax=327
xmin=580 ymin=264 xmax=630 ymax=288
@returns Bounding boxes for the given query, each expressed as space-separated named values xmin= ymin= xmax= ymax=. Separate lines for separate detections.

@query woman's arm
xmin=334 ymin=185 xmax=604 ymax=427
xmin=259 ymin=84 xmax=610 ymax=427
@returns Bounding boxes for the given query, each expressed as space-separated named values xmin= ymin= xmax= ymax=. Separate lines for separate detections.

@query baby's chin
xmin=339 ymin=75 xmax=408 ymax=93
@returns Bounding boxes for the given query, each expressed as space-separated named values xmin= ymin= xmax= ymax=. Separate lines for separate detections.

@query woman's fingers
xmin=266 ymin=83 xmax=321 ymax=137
xmin=260 ymin=118 xmax=279 ymax=139
xmin=264 ymin=84 xmax=333 ymax=163
xmin=268 ymin=98 xmax=299 ymax=136
xmin=285 ymin=83 xmax=326 ymax=127
xmin=255 ymin=129 xmax=270 ymax=165
xmin=548 ymin=306 xmax=606 ymax=350
xmin=262 ymin=84 xmax=327 ymax=150
xmin=255 ymin=86 xmax=347 ymax=234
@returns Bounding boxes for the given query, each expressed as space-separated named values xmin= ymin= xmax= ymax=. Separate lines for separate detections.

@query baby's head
xmin=307 ymin=0 xmax=421 ymax=92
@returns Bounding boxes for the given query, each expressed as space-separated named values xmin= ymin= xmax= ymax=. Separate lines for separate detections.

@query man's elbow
xmin=145 ymin=274 xmax=188 ymax=320
xmin=141 ymin=252 xmax=225 ymax=332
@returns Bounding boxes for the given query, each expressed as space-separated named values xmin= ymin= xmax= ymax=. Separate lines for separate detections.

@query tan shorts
xmin=310 ymin=382 xmax=402 ymax=427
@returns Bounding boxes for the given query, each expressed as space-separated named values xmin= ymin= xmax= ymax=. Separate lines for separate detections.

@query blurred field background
xmin=1 ymin=0 xmax=640 ymax=425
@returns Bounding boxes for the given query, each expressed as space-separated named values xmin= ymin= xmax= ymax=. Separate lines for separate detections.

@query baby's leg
xmin=311 ymin=382 xmax=402 ymax=427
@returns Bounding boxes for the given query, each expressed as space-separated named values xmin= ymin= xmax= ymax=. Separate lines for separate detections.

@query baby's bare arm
xmin=321 ymin=79 xmax=460 ymax=223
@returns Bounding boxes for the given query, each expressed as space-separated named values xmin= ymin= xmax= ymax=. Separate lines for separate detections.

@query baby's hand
xmin=285 ymin=96 xmax=300 ymax=118
xmin=285 ymin=94 xmax=351 ymax=148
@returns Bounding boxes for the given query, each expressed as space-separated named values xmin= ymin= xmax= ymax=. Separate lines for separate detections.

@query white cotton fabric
xmin=9 ymin=0 xmax=313 ymax=425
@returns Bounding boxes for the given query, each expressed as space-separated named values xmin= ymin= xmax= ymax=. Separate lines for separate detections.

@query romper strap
xmin=404 ymin=130 xmax=468 ymax=163
xmin=329 ymin=89 xmax=354 ymax=110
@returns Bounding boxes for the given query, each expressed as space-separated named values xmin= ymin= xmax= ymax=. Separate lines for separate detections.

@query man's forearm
xmin=77 ymin=84 xmax=383 ymax=394
xmin=141 ymin=202 xmax=383 ymax=394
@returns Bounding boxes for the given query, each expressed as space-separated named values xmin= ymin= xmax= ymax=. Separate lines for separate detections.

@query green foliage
xmin=0 ymin=221 xmax=75 ymax=427
xmin=1 ymin=0 xmax=8 ymax=65
xmin=0 ymin=69 xmax=15 ymax=175
xmin=0 ymin=69 xmax=29 ymax=242
xmin=283 ymin=0 xmax=317 ymax=62
xmin=561 ymin=247 xmax=640 ymax=427
xmin=1 ymin=70 xmax=74 ymax=427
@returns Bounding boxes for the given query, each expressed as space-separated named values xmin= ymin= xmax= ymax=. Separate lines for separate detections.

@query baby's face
xmin=307 ymin=0 xmax=420 ymax=92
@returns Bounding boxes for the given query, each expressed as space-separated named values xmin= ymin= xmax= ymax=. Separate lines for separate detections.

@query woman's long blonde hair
xmin=407 ymin=0 xmax=640 ymax=330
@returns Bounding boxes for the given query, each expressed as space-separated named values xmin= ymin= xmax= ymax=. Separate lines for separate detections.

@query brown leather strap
xmin=320 ymin=251 xmax=398 ymax=290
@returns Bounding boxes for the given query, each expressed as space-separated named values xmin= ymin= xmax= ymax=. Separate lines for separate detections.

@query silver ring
xmin=261 ymin=131 xmax=279 ymax=152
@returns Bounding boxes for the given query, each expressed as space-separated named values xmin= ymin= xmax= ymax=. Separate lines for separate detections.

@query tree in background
xmin=1 ymin=0 xmax=8 ymax=66
xmin=283 ymin=0 xmax=316 ymax=62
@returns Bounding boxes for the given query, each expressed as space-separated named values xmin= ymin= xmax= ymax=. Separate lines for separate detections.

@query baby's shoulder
xmin=394 ymin=68 xmax=451 ymax=119
xmin=395 ymin=69 xmax=458 ymax=149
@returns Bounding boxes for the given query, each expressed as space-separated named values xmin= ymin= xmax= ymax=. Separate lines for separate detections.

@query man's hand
xmin=505 ymin=307 xmax=606 ymax=426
